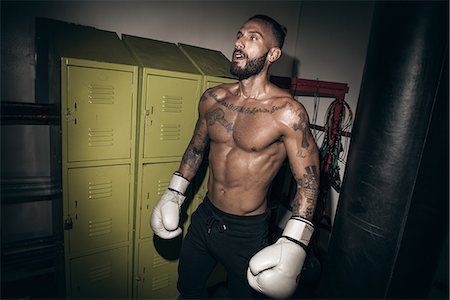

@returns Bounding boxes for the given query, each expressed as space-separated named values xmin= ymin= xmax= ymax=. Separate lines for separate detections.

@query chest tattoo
xmin=206 ymin=108 xmax=234 ymax=133
xmin=209 ymin=91 xmax=283 ymax=115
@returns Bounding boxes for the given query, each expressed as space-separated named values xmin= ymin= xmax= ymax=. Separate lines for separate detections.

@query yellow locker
xmin=65 ymin=65 xmax=135 ymax=162
xmin=70 ymin=246 xmax=130 ymax=299
xmin=67 ymin=164 xmax=131 ymax=254
xmin=61 ymin=57 xmax=137 ymax=299
xmin=139 ymin=162 xmax=180 ymax=239
xmin=123 ymin=35 xmax=202 ymax=163
xmin=53 ymin=20 xmax=138 ymax=299
xmin=136 ymin=162 xmax=183 ymax=299
xmin=136 ymin=240 xmax=179 ymax=300
xmin=143 ymin=74 xmax=199 ymax=159
xmin=123 ymin=35 xmax=202 ymax=299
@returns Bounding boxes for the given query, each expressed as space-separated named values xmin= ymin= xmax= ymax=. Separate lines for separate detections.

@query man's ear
xmin=268 ymin=47 xmax=282 ymax=63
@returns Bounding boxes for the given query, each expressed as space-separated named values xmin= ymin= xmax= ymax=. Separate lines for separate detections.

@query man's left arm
xmin=247 ymin=101 xmax=320 ymax=299
xmin=285 ymin=103 xmax=320 ymax=220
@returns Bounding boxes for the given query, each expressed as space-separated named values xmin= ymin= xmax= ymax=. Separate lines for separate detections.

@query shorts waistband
xmin=203 ymin=195 xmax=269 ymax=224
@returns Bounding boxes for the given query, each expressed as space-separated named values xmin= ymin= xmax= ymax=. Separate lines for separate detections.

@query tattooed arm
xmin=247 ymin=99 xmax=320 ymax=298
xmin=281 ymin=100 xmax=320 ymax=220
xmin=178 ymin=92 xmax=211 ymax=181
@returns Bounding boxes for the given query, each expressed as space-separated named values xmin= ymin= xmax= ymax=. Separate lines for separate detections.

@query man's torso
xmin=203 ymin=83 xmax=293 ymax=215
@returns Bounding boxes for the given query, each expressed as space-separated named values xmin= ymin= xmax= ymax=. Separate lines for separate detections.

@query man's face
xmin=230 ymin=50 xmax=268 ymax=80
xmin=230 ymin=19 xmax=274 ymax=80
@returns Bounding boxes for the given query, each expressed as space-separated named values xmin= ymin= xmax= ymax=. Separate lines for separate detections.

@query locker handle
xmin=64 ymin=217 xmax=73 ymax=230
xmin=65 ymin=107 xmax=76 ymax=123
xmin=144 ymin=109 xmax=153 ymax=126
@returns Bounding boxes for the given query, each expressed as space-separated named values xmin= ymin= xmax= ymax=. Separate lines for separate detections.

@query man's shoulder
xmin=210 ymin=82 xmax=238 ymax=94
xmin=202 ymin=82 xmax=237 ymax=100
xmin=268 ymin=83 xmax=294 ymax=102
xmin=199 ymin=83 xmax=238 ymax=112
xmin=269 ymin=85 xmax=304 ymax=111
xmin=268 ymin=86 xmax=309 ymax=127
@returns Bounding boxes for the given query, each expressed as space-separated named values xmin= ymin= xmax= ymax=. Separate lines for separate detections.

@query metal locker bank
xmin=37 ymin=18 xmax=138 ymax=299
xmin=122 ymin=35 xmax=203 ymax=299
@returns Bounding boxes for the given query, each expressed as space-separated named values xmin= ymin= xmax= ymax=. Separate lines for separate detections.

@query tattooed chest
xmin=206 ymin=107 xmax=282 ymax=152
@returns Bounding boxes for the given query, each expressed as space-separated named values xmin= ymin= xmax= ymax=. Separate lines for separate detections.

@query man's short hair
xmin=248 ymin=15 xmax=287 ymax=49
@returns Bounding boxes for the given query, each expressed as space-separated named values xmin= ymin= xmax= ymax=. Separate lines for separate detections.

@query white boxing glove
xmin=150 ymin=171 xmax=190 ymax=239
xmin=247 ymin=217 xmax=314 ymax=299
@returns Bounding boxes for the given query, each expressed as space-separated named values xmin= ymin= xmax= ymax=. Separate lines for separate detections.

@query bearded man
xmin=151 ymin=14 xmax=320 ymax=299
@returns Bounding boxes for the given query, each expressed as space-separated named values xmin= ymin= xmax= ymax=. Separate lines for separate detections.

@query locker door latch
xmin=144 ymin=108 xmax=153 ymax=126
xmin=65 ymin=108 xmax=76 ymax=123
xmin=64 ymin=216 xmax=73 ymax=230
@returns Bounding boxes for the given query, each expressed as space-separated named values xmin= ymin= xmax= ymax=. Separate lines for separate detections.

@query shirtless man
xmin=151 ymin=15 xmax=320 ymax=299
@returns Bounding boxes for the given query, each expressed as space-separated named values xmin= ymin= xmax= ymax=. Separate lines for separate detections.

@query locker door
xmin=66 ymin=66 xmax=134 ymax=162
xmin=140 ymin=162 xmax=180 ymax=239
xmin=136 ymin=240 xmax=179 ymax=300
xmin=67 ymin=165 xmax=130 ymax=253
xmin=71 ymin=247 xmax=129 ymax=299
xmin=143 ymin=75 xmax=198 ymax=159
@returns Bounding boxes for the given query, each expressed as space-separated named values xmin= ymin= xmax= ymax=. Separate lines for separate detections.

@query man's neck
xmin=238 ymin=72 xmax=270 ymax=100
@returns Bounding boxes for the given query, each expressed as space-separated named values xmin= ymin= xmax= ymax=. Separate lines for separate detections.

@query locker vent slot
xmin=159 ymin=124 xmax=181 ymax=141
xmin=88 ymin=128 xmax=114 ymax=147
xmin=152 ymin=273 xmax=169 ymax=291
xmin=157 ymin=180 xmax=170 ymax=196
xmin=89 ymin=180 xmax=113 ymax=199
xmin=161 ymin=96 xmax=182 ymax=113
xmin=152 ymin=254 xmax=169 ymax=268
xmin=89 ymin=218 xmax=113 ymax=237
xmin=89 ymin=262 xmax=112 ymax=283
xmin=88 ymin=84 xmax=115 ymax=104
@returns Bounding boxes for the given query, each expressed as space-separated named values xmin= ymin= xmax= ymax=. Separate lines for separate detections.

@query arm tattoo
xmin=206 ymin=108 xmax=233 ymax=133
xmin=296 ymin=146 xmax=318 ymax=158
xmin=181 ymin=121 xmax=209 ymax=171
xmin=291 ymin=165 xmax=319 ymax=219
xmin=292 ymin=111 xmax=310 ymax=149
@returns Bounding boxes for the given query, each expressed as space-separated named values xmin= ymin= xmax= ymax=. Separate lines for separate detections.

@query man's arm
xmin=150 ymin=91 xmax=210 ymax=239
xmin=283 ymin=101 xmax=320 ymax=220
xmin=247 ymin=99 xmax=320 ymax=298
xmin=178 ymin=93 xmax=210 ymax=181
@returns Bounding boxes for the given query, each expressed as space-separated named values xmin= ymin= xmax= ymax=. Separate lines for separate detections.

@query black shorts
xmin=178 ymin=195 xmax=270 ymax=299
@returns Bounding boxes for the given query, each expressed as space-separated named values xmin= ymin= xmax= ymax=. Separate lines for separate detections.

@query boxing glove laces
xmin=150 ymin=171 xmax=190 ymax=239
xmin=247 ymin=217 xmax=314 ymax=299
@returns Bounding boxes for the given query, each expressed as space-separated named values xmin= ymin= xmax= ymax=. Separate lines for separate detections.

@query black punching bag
xmin=317 ymin=2 xmax=448 ymax=299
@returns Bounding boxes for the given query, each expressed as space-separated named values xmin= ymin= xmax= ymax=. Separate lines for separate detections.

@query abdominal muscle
xmin=207 ymin=142 xmax=286 ymax=216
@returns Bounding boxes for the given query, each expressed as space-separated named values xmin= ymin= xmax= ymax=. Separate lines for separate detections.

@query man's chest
xmin=205 ymin=102 xmax=282 ymax=152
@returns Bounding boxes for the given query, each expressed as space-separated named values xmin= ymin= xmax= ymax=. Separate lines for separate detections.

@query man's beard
xmin=230 ymin=50 xmax=269 ymax=80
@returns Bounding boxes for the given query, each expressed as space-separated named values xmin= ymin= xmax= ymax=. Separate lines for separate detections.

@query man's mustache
xmin=233 ymin=49 xmax=247 ymax=58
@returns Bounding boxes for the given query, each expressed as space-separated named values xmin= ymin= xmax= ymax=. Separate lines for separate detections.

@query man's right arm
xmin=178 ymin=93 xmax=210 ymax=180
xmin=150 ymin=91 xmax=211 ymax=239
